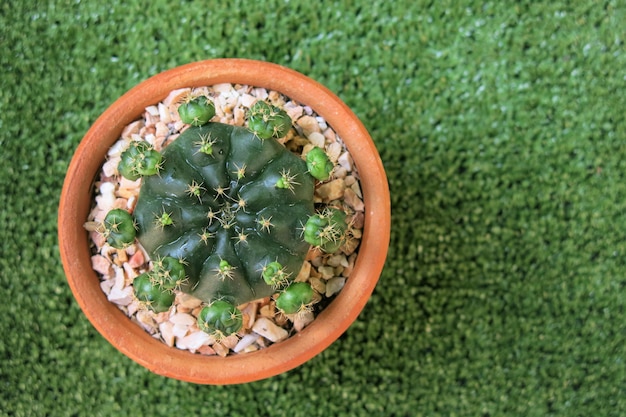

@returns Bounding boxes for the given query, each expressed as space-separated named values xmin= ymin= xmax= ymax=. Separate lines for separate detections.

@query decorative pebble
xmin=159 ymin=321 xmax=175 ymax=347
xmin=325 ymin=277 xmax=346 ymax=297
xmin=316 ymin=179 xmax=346 ymax=201
xmin=344 ymin=188 xmax=365 ymax=212
xmin=293 ymin=310 xmax=315 ymax=332
xmin=233 ymin=333 xmax=260 ymax=353
xmin=252 ymin=317 xmax=289 ymax=343
xmin=91 ymin=255 xmax=112 ymax=276
xmin=308 ymin=131 xmax=326 ymax=148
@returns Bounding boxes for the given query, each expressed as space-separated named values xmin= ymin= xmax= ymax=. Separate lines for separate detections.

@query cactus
xmin=133 ymin=273 xmax=176 ymax=313
xmin=303 ymin=207 xmax=348 ymax=253
xmin=178 ymin=96 xmax=216 ymax=126
xmin=247 ymin=100 xmax=292 ymax=139
xmin=131 ymin=256 xmax=186 ymax=312
xmin=197 ymin=300 xmax=244 ymax=339
xmin=102 ymin=208 xmax=136 ymax=249
xmin=118 ymin=141 xmax=163 ymax=181
xmin=99 ymin=97 xmax=351 ymax=338
xmin=276 ymin=282 xmax=314 ymax=315
xmin=305 ymin=147 xmax=334 ymax=181
xmin=128 ymin=99 xmax=320 ymax=336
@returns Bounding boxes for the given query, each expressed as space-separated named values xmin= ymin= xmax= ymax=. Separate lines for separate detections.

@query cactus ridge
xmin=134 ymin=122 xmax=315 ymax=306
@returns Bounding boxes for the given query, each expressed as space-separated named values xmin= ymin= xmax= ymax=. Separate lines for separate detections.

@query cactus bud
xmin=247 ymin=100 xmax=292 ymax=139
xmin=133 ymin=273 xmax=175 ymax=313
xmin=276 ymin=282 xmax=314 ymax=315
xmin=118 ymin=141 xmax=162 ymax=181
xmin=305 ymin=147 xmax=334 ymax=181
xmin=102 ymin=208 xmax=136 ymax=249
xmin=197 ymin=300 xmax=243 ymax=337
xmin=303 ymin=208 xmax=348 ymax=253
xmin=178 ymin=96 xmax=216 ymax=126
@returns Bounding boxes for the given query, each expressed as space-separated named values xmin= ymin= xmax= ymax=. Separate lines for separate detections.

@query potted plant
xmin=58 ymin=59 xmax=390 ymax=384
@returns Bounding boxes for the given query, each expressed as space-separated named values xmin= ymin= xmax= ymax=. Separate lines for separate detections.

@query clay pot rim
xmin=58 ymin=58 xmax=390 ymax=384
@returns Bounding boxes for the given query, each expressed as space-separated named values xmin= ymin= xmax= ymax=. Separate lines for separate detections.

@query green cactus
xmin=178 ymin=96 xmax=216 ymax=126
xmin=276 ymin=282 xmax=314 ymax=315
xmin=131 ymin=256 xmax=186 ymax=312
xmin=305 ymin=147 xmax=334 ymax=181
xmin=102 ymin=208 xmax=136 ymax=249
xmin=247 ymin=100 xmax=292 ymax=139
xmin=118 ymin=141 xmax=163 ymax=181
xmin=303 ymin=207 xmax=348 ymax=253
xmin=133 ymin=120 xmax=316 ymax=315
xmin=197 ymin=300 xmax=244 ymax=338
xmin=133 ymin=272 xmax=176 ymax=313
xmin=97 ymin=98 xmax=350 ymax=337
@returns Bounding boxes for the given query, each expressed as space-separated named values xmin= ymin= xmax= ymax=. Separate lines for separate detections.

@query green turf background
xmin=1 ymin=0 xmax=625 ymax=415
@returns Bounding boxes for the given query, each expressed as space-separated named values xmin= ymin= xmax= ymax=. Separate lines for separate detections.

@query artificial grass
xmin=1 ymin=0 xmax=625 ymax=415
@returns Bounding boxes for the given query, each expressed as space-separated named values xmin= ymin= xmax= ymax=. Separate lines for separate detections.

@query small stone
xmin=178 ymin=293 xmax=203 ymax=310
xmin=197 ymin=345 xmax=217 ymax=356
xmin=145 ymin=105 xmax=160 ymax=117
xmin=239 ymin=94 xmax=257 ymax=108
xmin=326 ymin=142 xmax=342 ymax=163
xmin=233 ymin=333 xmax=260 ymax=353
xmin=296 ymin=115 xmax=321 ymax=137
xmin=158 ymin=103 xmax=172 ymax=124
xmin=172 ymin=322 xmax=190 ymax=339
xmin=127 ymin=250 xmax=145 ymax=269
xmin=338 ymin=151 xmax=353 ymax=172
xmin=292 ymin=310 xmax=315 ymax=332
xmin=316 ymin=179 xmax=345 ymax=202
xmin=91 ymin=254 xmax=112 ymax=276
xmin=135 ymin=310 xmax=157 ymax=334
xmin=351 ymin=211 xmax=365 ymax=229
xmin=344 ymin=188 xmax=365 ymax=212
xmin=322 ymin=127 xmax=335 ymax=142
xmin=327 ymin=254 xmax=349 ymax=268
xmin=315 ymin=117 xmax=327 ymax=131
xmin=318 ymin=265 xmax=335 ymax=280
xmin=211 ymin=342 xmax=229 ymax=357
xmin=177 ymin=330 xmax=212 ymax=352
xmin=351 ymin=181 xmax=363 ymax=198
xmin=96 ymin=182 xmax=116 ymax=212
xmin=127 ymin=300 xmax=141 ymax=317
xmin=113 ymin=266 xmax=125 ymax=291
xmin=155 ymin=122 xmax=170 ymax=143
xmin=309 ymin=277 xmax=326 ymax=294
xmin=308 ymin=131 xmax=326 ymax=148
xmin=233 ymin=106 xmax=245 ymax=126
xmin=159 ymin=321 xmax=176 ymax=347
xmin=163 ymin=88 xmax=191 ymax=108
xmin=341 ymin=236 xmax=360 ymax=256
xmin=325 ymin=277 xmax=346 ymax=297
xmin=333 ymin=166 xmax=348 ymax=179
xmin=170 ymin=312 xmax=196 ymax=326
xmin=102 ymin=157 xmax=120 ymax=178
xmin=259 ymin=303 xmax=275 ymax=318
xmin=252 ymin=317 xmax=289 ymax=343
xmin=251 ymin=87 xmax=268 ymax=100
xmin=295 ymin=261 xmax=312 ymax=282
xmin=342 ymin=253 xmax=357 ymax=278
xmin=240 ymin=302 xmax=259 ymax=329
xmin=220 ymin=334 xmax=240 ymax=350
xmin=284 ymin=103 xmax=304 ymax=121
xmin=213 ymin=83 xmax=234 ymax=93
xmin=99 ymin=279 xmax=114 ymax=296
xmin=122 ymin=263 xmax=138 ymax=284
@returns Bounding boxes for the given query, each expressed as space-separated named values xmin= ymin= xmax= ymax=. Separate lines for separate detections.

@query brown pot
xmin=58 ymin=59 xmax=390 ymax=384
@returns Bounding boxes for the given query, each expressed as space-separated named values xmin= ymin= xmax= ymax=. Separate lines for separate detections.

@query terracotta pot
xmin=58 ymin=59 xmax=390 ymax=384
